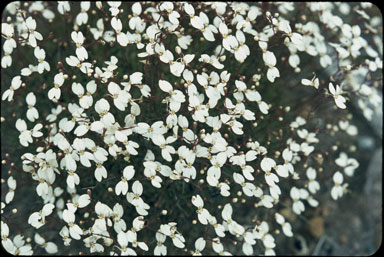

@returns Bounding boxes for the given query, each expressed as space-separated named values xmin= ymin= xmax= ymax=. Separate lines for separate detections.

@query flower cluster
xmin=1 ymin=1 xmax=382 ymax=256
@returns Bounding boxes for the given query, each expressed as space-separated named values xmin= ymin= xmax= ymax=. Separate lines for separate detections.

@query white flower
xmin=129 ymin=2 xmax=143 ymax=30
xmin=211 ymin=238 xmax=231 ymax=255
xmin=297 ymin=129 xmax=319 ymax=144
xmin=331 ymin=171 xmax=344 ymax=200
xmin=28 ymin=203 xmax=55 ymax=229
xmin=94 ymin=98 xmax=115 ymax=126
xmin=263 ymin=51 xmax=280 ymax=82
xmin=76 ymin=1 xmax=90 ymax=26
xmin=276 ymin=148 xmax=294 ymax=177
xmin=71 ymin=82 xmax=86 ymax=106
xmin=216 ymin=181 xmax=230 ymax=197
xmin=131 ymin=213 xmax=145 ymax=233
xmin=117 ymin=231 xmax=137 ymax=255
xmin=300 ymin=142 xmax=315 ymax=156
xmin=237 ymin=6 xmax=260 ymax=30
xmin=338 ymin=120 xmax=358 ymax=136
xmin=193 ymin=237 xmax=206 ymax=256
xmin=107 ymin=2 xmax=121 ymax=16
xmin=90 ymin=18 xmax=105 ymax=40
xmin=5 ymin=176 xmax=16 ymax=204
xmin=177 ymin=146 xmax=197 ymax=179
xmin=2 ymin=75 xmax=22 ymax=101
xmin=34 ymin=47 xmax=50 ymax=73
xmin=254 ymin=187 xmax=274 ymax=208
xmin=178 ymin=115 xmax=197 ymax=143
xmin=191 ymin=195 xmax=211 ymax=225
xmin=135 ymin=121 xmax=167 ymax=139
xmin=115 ymin=166 xmax=135 ymax=195
xmin=83 ymin=235 xmax=104 ymax=253
xmin=159 ymin=223 xmax=185 ymax=249
xmin=2 ymin=23 xmax=16 ymax=50
xmin=66 ymin=170 xmax=80 ymax=189
xmin=126 ymin=229 xmax=148 ymax=251
xmin=1 ymin=221 xmax=14 ymax=253
xmin=233 ymin=172 xmax=256 ymax=196
xmin=274 ymin=213 xmax=293 ymax=237
xmin=127 ymin=181 xmax=150 ymax=216
xmin=306 ymin=195 xmax=319 ymax=208
xmin=301 ymin=74 xmax=319 ymax=89
xmin=222 ymin=203 xmax=244 ymax=235
xmin=242 ymin=241 xmax=254 ymax=255
xmin=207 ymin=152 xmax=227 ymax=183
xmin=48 ymin=73 xmax=65 ymax=100
xmin=108 ymin=82 xmax=130 ymax=111
xmin=143 ymin=162 xmax=163 ymax=188
xmin=254 ymin=221 xmax=276 ymax=249
xmin=183 ymin=2 xmax=195 ymax=16
xmin=290 ymin=116 xmax=306 ymax=128
xmin=314 ymin=41 xmax=332 ymax=68
xmin=66 ymin=194 xmax=91 ymax=213
xmin=335 ymin=152 xmax=359 ymax=176
xmin=2 ymin=24 xmax=15 ymax=67
xmin=57 ymin=138 xmax=77 ymax=171
xmin=81 ymin=80 xmax=97 ymax=108
xmin=89 ymin=143 xmax=109 ymax=163
xmin=26 ymin=92 xmax=39 ymax=122
xmin=279 ymin=19 xmax=303 ymax=48
xmin=59 ymin=226 xmax=72 ymax=246
xmin=71 ymin=31 xmax=88 ymax=61
xmin=1 ymin=44 xmax=13 ymax=68
xmin=234 ymin=30 xmax=250 ymax=62
xmin=197 ymin=73 xmax=221 ymax=107
xmin=152 ymin=134 xmax=176 ymax=162
xmin=305 ymin=167 xmax=320 ymax=194
xmin=221 ymin=113 xmax=243 ymax=135
xmin=198 ymin=53 xmax=224 ymax=69
xmin=16 ymin=119 xmax=43 ymax=147
xmin=176 ymin=31 xmax=192 ymax=49
xmin=160 ymin=2 xmax=180 ymax=25
xmin=34 ymin=233 xmax=58 ymax=254
xmin=261 ymin=157 xmax=279 ymax=186
xmin=290 ymin=187 xmax=306 ymax=215
xmin=65 ymin=55 xmax=93 ymax=74
xmin=329 ymin=82 xmax=347 ymax=109
xmin=269 ymin=183 xmax=282 ymax=200
xmin=191 ymin=12 xmax=217 ymax=41
xmin=93 ymin=202 xmax=113 ymax=233
xmin=154 ymin=231 xmax=167 ymax=255
xmin=15 ymin=119 xmax=31 ymax=146
xmin=208 ymin=216 xmax=226 ymax=237
xmin=112 ymin=203 xmax=127 ymax=233
xmin=111 ymin=17 xmax=128 ymax=46
xmin=219 ymin=22 xmax=236 ymax=51
xmin=8 ymin=234 xmax=33 ymax=255
xmin=58 ymin=1 xmax=71 ymax=14
xmin=25 ymin=17 xmax=43 ymax=47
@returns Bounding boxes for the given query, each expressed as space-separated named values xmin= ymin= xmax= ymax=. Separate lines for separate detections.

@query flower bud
xmin=175 ymin=46 xmax=182 ymax=54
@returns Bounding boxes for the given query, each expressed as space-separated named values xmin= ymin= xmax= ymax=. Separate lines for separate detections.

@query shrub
xmin=1 ymin=1 xmax=382 ymax=255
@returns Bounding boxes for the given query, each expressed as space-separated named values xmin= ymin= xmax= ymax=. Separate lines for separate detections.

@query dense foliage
xmin=1 ymin=1 xmax=382 ymax=255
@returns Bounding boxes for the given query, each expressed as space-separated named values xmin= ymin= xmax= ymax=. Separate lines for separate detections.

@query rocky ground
xmin=286 ymin=103 xmax=383 ymax=256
